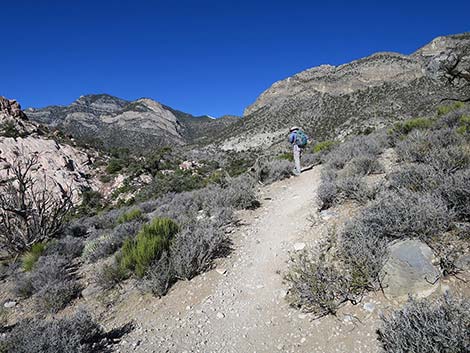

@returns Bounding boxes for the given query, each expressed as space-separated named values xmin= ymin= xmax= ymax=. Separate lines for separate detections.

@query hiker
xmin=288 ymin=126 xmax=308 ymax=175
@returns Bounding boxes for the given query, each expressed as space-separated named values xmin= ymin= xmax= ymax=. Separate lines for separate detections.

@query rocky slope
xmin=218 ymin=32 xmax=470 ymax=151
xmin=26 ymin=94 xmax=239 ymax=151
xmin=0 ymin=96 xmax=98 ymax=200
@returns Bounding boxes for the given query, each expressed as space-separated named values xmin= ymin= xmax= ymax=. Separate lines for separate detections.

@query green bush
xmin=437 ymin=101 xmax=465 ymax=116
xmin=105 ymin=158 xmax=124 ymax=174
xmin=22 ymin=242 xmax=46 ymax=271
xmin=117 ymin=208 xmax=143 ymax=224
xmin=393 ymin=117 xmax=434 ymax=135
xmin=457 ymin=115 xmax=470 ymax=135
xmin=277 ymin=152 xmax=294 ymax=162
xmin=312 ymin=140 xmax=338 ymax=154
xmin=0 ymin=121 xmax=21 ymax=138
xmin=118 ymin=218 xmax=179 ymax=277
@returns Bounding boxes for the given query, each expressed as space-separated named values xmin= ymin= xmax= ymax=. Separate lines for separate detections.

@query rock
xmin=293 ymin=242 xmax=306 ymax=251
xmin=216 ymin=312 xmax=225 ymax=319
xmin=81 ymin=284 xmax=101 ymax=299
xmin=3 ymin=301 xmax=16 ymax=308
xmin=216 ymin=268 xmax=227 ymax=275
xmin=363 ymin=302 xmax=375 ymax=313
xmin=381 ymin=240 xmax=440 ymax=299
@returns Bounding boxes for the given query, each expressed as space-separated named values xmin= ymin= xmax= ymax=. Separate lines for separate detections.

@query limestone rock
xmin=381 ymin=239 xmax=440 ymax=299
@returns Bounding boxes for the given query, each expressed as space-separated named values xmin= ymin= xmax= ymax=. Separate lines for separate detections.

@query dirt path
xmin=113 ymin=167 xmax=381 ymax=353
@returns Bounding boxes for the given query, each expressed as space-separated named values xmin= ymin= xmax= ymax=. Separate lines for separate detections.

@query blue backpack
xmin=295 ymin=130 xmax=308 ymax=147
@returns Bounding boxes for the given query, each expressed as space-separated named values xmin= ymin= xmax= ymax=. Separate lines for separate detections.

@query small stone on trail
xmin=3 ymin=301 xmax=16 ymax=308
xmin=216 ymin=268 xmax=227 ymax=275
xmin=363 ymin=302 xmax=375 ymax=312
xmin=293 ymin=242 xmax=306 ymax=251
xmin=216 ymin=312 xmax=225 ymax=319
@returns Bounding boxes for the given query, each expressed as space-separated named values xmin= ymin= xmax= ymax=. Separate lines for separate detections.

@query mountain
xmin=217 ymin=33 xmax=470 ymax=151
xmin=26 ymin=94 xmax=240 ymax=151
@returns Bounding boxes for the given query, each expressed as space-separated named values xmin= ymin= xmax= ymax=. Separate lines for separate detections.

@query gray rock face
xmin=220 ymin=33 xmax=470 ymax=151
xmin=26 ymin=94 xmax=239 ymax=151
xmin=381 ymin=239 xmax=440 ymax=299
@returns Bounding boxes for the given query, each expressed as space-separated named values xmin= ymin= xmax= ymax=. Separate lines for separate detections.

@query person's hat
xmin=290 ymin=126 xmax=300 ymax=132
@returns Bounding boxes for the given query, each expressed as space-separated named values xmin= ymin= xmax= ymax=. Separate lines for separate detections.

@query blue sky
xmin=2 ymin=0 xmax=469 ymax=117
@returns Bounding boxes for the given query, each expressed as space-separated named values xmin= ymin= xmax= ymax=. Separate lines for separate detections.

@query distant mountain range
xmin=25 ymin=94 xmax=240 ymax=151
xmin=26 ymin=33 xmax=470 ymax=153
xmin=215 ymin=32 xmax=470 ymax=151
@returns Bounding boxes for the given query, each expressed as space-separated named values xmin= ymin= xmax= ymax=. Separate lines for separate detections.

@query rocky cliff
xmin=26 ymin=94 xmax=239 ymax=151
xmin=219 ymin=33 xmax=470 ymax=151
xmin=0 ymin=97 xmax=98 ymax=200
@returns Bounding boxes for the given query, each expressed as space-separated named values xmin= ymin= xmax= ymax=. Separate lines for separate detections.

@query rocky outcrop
xmin=26 ymin=94 xmax=239 ymax=151
xmin=0 ymin=96 xmax=98 ymax=201
xmin=219 ymin=33 xmax=470 ymax=151
xmin=381 ymin=239 xmax=440 ymax=300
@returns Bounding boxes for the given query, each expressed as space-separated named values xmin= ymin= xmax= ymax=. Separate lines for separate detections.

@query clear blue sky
xmin=2 ymin=0 xmax=469 ymax=117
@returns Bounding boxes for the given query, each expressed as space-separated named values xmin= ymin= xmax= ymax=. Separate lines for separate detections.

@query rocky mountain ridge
xmin=217 ymin=32 xmax=470 ymax=151
xmin=26 ymin=94 xmax=240 ymax=151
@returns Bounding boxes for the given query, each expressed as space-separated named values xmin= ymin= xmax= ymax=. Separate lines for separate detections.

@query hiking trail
xmin=111 ymin=166 xmax=380 ymax=353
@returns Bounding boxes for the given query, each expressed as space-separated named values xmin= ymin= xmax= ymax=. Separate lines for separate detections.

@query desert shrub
xmin=30 ymin=255 xmax=81 ymax=312
xmin=0 ymin=310 xmax=111 ymax=353
xmin=254 ymin=158 xmax=292 ymax=183
xmin=392 ymin=117 xmax=434 ymax=135
xmin=118 ymin=218 xmax=178 ymax=277
xmin=96 ymin=259 xmax=128 ymax=290
xmin=171 ymin=220 xmax=227 ymax=280
xmin=117 ymin=208 xmax=144 ymax=224
xmin=457 ymin=115 xmax=470 ymax=135
xmin=220 ymin=174 xmax=258 ymax=210
xmin=284 ymin=249 xmax=351 ymax=317
xmin=326 ymin=134 xmax=384 ymax=170
xmin=341 ymin=223 xmax=389 ymax=289
xmin=438 ymin=168 xmax=470 ymax=222
xmin=387 ymin=163 xmax=445 ymax=192
xmin=21 ymin=242 xmax=46 ymax=271
xmin=142 ymin=251 xmax=174 ymax=297
xmin=0 ymin=121 xmax=22 ymax=138
xmin=277 ymin=152 xmax=294 ymax=162
xmin=344 ymin=156 xmax=384 ymax=176
xmin=92 ymin=221 xmax=142 ymax=261
xmin=43 ymin=236 xmax=84 ymax=259
xmin=377 ymin=295 xmax=470 ymax=353
xmin=0 ymin=157 xmax=73 ymax=255
xmin=13 ymin=255 xmax=80 ymax=312
xmin=350 ymin=190 xmax=451 ymax=241
xmin=396 ymin=129 xmax=470 ymax=172
xmin=312 ymin=140 xmax=338 ymax=154
xmin=437 ymin=101 xmax=465 ymax=116
xmin=105 ymin=158 xmax=124 ymax=174
xmin=317 ymin=179 xmax=338 ymax=210
xmin=335 ymin=176 xmax=375 ymax=203
xmin=75 ymin=189 xmax=104 ymax=217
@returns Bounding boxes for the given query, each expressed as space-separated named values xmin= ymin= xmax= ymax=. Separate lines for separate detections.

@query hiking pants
xmin=293 ymin=145 xmax=302 ymax=175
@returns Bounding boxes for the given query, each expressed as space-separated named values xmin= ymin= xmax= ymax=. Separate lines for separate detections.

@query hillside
xmin=216 ymin=33 xmax=470 ymax=151
xmin=26 ymin=94 xmax=240 ymax=151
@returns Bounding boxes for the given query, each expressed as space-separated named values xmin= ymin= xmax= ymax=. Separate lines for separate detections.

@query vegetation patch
xmin=377 ymin=295 xmax=470 ymax=353
xmin=21 ymin=242 xmax=47 ymax=271
xmin=118 ymin=218 xmax=179 ymax=277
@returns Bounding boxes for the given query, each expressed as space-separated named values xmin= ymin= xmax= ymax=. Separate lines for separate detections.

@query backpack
xmin=295 ymin=130 xmax=308 ymax=147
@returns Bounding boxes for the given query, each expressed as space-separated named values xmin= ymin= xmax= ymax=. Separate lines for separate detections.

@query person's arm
xmin=288 ymin=132 xmax=295 ymax=144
